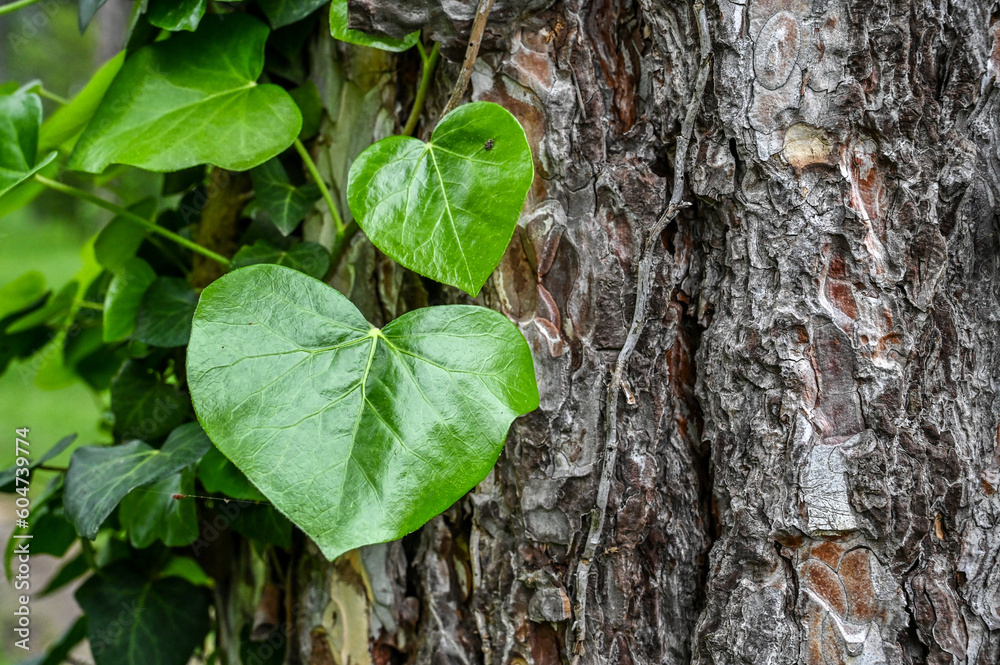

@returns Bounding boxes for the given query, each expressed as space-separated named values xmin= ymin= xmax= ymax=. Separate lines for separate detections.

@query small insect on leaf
xmin=484 ymin=139 xmax=494 ymax=151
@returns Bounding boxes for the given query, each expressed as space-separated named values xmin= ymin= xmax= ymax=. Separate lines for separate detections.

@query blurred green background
xmin=1 ymin=2 xmax=127 ymax=663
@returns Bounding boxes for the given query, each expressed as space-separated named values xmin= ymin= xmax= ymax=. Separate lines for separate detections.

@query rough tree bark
xmin=233 ymin=2 xmax=1000 ymax=664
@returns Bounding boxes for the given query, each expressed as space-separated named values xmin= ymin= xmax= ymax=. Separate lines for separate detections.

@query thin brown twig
xmin=571 ymin=1 xmax=713 ymax=656
xmin=442 ymin=0 xmax=494 ymax=116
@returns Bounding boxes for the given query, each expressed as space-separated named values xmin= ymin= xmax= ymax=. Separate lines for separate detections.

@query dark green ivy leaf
xmin=231 ymin=240 xmax=330 ymax=279
xmin=197 ymin=445 xmax=266 ymax=502
xmin=76 ymin=564 xmax=210 ymax=665
xmin=120 ymin=468 xmax=199 ymax=548
xmin=134 ymin=277 xmax=198 ymax=347
xmin=110 ymin=360 xmax=189 ymax=440
xmin=64 ymin=423 xmax=212 ymax=539
xmin=187 ymin=264 xmax=538 ymax=560
xmin=250 ymin=158 xmax=321 ymax=235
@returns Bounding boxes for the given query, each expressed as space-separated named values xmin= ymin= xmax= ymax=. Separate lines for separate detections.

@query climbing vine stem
xmin=34 ymin=174 xmax=232 ymax=268
xmin=402 ymin=42 xmax=441 ymax=137
xmin=570 ymin=0 xmax=713 ymax=657
xmin=293 ymin=137 xmax=345 ymax=235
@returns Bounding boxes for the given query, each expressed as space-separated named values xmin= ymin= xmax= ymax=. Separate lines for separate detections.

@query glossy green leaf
xmin=187 ymin=265 xmax=538 ymax=560
xmin=329 ymin=0 xmax=419 ymax=51
xmin=76 ymin=564 xmax=210 ymax=665
xmin=231 ymin=239 xmax=329 ymax=279
xmin=69 ymin=15 xmax=302 ymax=173
xmin=39 ymin=52 xmax=125 ymax=152
xmin=120 ymin=468 xmax=198 ymax=548
xmin=0 ymin=271 xmax=46 ymax=320
xmin=104 ymin=257 xmax=157 ymax=343
xmin=258 ymin=0 xmax=328 ymax=29
xmin=348 ymin=101 xmax=533 ymax=294
xmin=94 ymin=198 xmax=157 ymax=271
xmin=134 ymin=277 xmax=198 ymax=347
xmin=64 ymin=423 xmax=212 ymax=539
xmin=110 ymin=361 xmax=190 ymax=440
xmin=146 ymin=0 xmax=206 ymax=31
xmin=197 ymin=446 xmax=266 ymax=502
xmin=250 ymin=158 xmax=320 ymax=235
xmin=0 ymin=88 xmax=57 ymax=198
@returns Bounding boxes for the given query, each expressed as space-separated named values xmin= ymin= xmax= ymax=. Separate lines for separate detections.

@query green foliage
xmin=1 ymin=3 xmax=541 ymax=661
xmin=134 ymin=277 xmax=198 ymax=347
xmin=250 ymin=158 xmax=320 ymax=235
xmin=329 ymin=0 xmax=419 ymax=51
xmin=64 ymin=423 xmax=211 ymax=538
xmin=231 ymin=239 xmax=330 ymax=278
xmin=119 ymin=469 xmax=199 ymax=548
xmin=76 ymin=564 xmax=211 ymax=665
xmin=0 ymin=434 xmax=76 ymax=491
xmin=69 ymin=15 xmax=301 ymax=173
xmin=348 ymin=102 xmax=534 ymax=294
xmin=187 ymin=265 xmax=538 ymax=559
xmin=103 ymin=258 xmax=156 ymax=342
xmin=146 ymin=0 xmax=206 ymax=32
xmin=0 ymin=88 xmax=57 ymax=197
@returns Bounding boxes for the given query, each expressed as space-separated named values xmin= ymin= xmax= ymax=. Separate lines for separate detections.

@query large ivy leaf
xmin=347 ymin=102 xmax=533 ymax=294
xmin=251 ymin=158 xmax=320 ymax=235
xmin=187 ymin=265 xmax=538 ymax=559
xmin=146 ymin=0 xmax=206 ymax=31
xmin=0 ymin=88 xmax=57 ymax=198
xmin=76 ymin=564 xmax=210 ymax=665
xmin=120 ymin=468 xmax=199 ymax=548
xmin=69 ymin=15 xmax=302 ymax=173
xmin=329 ymin=0 xmax=419 ymax=51
xmin=258 ymin=0 xmax=328 ymax=29
xmin=64 ymin=423 xmax=212 ymax=539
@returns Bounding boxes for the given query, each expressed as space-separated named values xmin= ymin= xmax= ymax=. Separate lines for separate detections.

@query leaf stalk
xmin=403 ymin=42 xmax=441 ymax=137
xmin=34 ymin=175 xmax=232 ymax=268
xmin=293 ymin=138 xmax=345 ymax=234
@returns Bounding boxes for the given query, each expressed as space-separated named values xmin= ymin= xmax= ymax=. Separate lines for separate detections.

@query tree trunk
xmin=255 ymin=2 xmax=1000 ymax=664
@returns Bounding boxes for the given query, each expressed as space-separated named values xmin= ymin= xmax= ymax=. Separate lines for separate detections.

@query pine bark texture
xmin=283 ymin=2 xmax=1000 ymax=664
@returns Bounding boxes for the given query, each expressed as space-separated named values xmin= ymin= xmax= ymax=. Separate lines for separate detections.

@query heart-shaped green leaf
xmin=250 ymin=158 xmax=320 ymax=235
xmin=77 ymin=564 xmax=210 ymax=665
xmin=69 ymin=15 xmax=302 ymax=173
xmin=64 ymin=423 xmax=212 ymax=539
xmin=0 ymin=88 xmax=57 ymax=199
xmin=348 ymin=101 xmax=533 ymax=294
xmin=329 ymin=0 xmax=419 ymax=51
xmin=187 ymin=264 xmax=538 ymax=560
